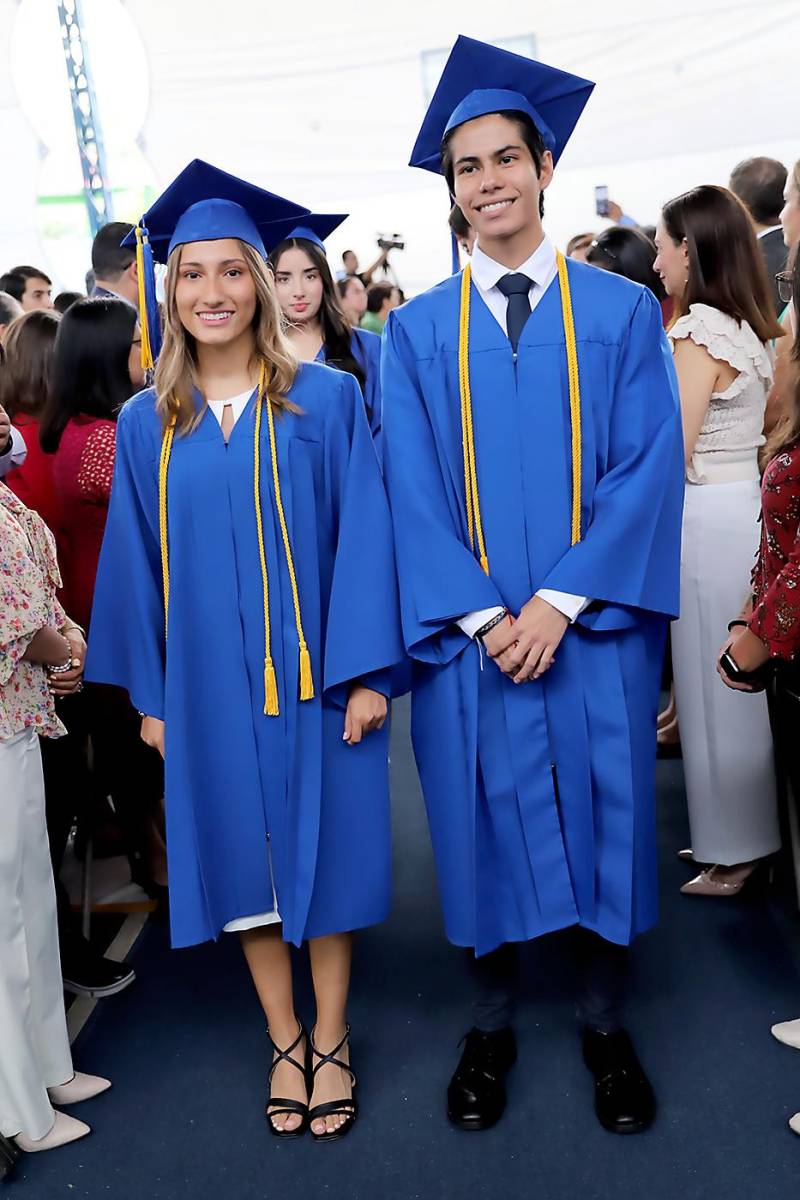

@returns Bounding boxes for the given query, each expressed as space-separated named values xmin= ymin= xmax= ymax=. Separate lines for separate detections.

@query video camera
xmin=377 ymin=234 xmax=405 ymax=252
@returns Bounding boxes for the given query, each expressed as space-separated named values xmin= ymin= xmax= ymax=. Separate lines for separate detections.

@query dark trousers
xmin=40 ymin=683 xmax=164 ymax=939
xmin=469 ymin=927 xmax=630 ymax=1034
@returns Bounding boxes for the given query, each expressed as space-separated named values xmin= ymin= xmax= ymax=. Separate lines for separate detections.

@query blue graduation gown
xmin=381 ymin=261 xmax=684 ymax=956
xmin=86 ymin=363 xmax=404 ymax=949
xmin=316 ymin=327 xmax=382 ymax=454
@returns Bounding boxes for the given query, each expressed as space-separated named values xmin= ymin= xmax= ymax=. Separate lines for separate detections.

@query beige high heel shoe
xmin=48 ymin=1072 xmax=111 ymax=1105
xmin=680 ymin=860 xmax=768 ymax=896
xmin=15 ymin=1110 xmax=90 ymax=1153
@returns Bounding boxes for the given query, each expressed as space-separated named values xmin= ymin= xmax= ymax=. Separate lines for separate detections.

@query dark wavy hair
xmin=40 ymin=297 xmax=137 ymax=454
xmin=661 ymin=185 xmax=783 ymax=343
xmin=0 ymin=308 xmax=61 ymax=419
xmin=269 ymin=238 xmax=366 ymax=392
xmin=586 ymin=226 xmax=666 ymax=301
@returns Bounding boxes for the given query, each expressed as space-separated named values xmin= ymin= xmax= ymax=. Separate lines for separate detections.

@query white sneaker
xmin=48 ymin=1072 xmax=111 ymax=1105
xmin=771 ymin=1019 xmax=800 ymax=1050
xmin=15 ymin=1110 xmax=90 ymax=1153
xmin=789 ymin=1113 xmax=800 ymax=1136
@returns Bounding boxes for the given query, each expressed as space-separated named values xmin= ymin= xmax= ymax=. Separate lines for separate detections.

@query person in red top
xmin=720 ymin=247 xmax=800 ymax=675
xmin=720 ymin=245 xmax=800 ymax=1138
xmin=0 ymin=309 xmax=61 ymax=532
xmin=40 ymin=298 xmax=144 ymax=628
xmin=37 ymin=296 xmax=160 ymax=999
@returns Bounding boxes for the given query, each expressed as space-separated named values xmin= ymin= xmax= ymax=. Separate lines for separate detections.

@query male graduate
xmin=381 ymin=36 xmax=684 ymax=1135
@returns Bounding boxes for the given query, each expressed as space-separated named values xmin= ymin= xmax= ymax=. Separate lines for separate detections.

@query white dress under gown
xmin=669 ymin=304 xmax=780 ymax=865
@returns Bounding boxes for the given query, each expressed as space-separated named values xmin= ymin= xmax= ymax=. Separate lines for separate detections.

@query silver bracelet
xmin=47 ymin=659 xmax=73 ymax=675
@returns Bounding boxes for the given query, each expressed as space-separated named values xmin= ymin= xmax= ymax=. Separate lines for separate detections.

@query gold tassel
xmin=263 ymin=658 xmax=279 ymax=716
xmin=134 ymin=225 xmax=155 ymax=372
xmin=298 ymin=643 xmax=314 ymax=701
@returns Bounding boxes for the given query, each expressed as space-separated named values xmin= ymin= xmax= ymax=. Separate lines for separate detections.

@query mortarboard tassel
xmin=134 ymin=223 xmax=162 ymax=371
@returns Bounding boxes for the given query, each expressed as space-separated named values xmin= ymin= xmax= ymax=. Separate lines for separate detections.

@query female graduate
xmin=86 ymin=161 xmax=404 ymax=1141
xmin=267 ymin=216 xmax=383 ymax=452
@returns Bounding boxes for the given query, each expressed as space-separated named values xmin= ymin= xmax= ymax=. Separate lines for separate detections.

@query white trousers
xmin=0 ymin=728 xmax=72 ymax=1140
xmin=672 ymin=479 xmax=781 ymax=864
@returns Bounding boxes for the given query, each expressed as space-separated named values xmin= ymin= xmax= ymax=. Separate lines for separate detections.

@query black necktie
xmin=496 ymin=272 xmax=532 ymax=354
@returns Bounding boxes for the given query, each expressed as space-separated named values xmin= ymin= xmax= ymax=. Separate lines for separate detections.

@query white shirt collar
xmin=756 ymin=225 xmax=782 ymax=239
xmin=470 ymin=234 xmax=556 ymax=292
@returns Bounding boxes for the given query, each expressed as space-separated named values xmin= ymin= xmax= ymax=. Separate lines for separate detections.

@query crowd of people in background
xmin=2 ymin=136 xmax=800 ymax=1169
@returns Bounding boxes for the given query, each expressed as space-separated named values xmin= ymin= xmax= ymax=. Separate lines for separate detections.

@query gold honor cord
xmin=157 ymin=365 xmax=314 ymax=717
xmin=457 ymin=250 xmax=584 ymax=574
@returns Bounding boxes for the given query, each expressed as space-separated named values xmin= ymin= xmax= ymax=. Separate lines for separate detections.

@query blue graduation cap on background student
xmin=263 ymin=213 xmax=349 ymax=255
xmin=409 ymin=34 xmax=595 ymax=175
xmin=122 ymin=159 xmax=311 ymax=366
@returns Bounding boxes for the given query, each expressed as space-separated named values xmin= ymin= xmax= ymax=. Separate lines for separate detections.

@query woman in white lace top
xmin=654 ymin=185 xmax=785 ymax=897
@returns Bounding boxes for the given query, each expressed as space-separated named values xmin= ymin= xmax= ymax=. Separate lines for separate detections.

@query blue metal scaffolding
xmin=57 ymin=0 xmax=114 ymax=236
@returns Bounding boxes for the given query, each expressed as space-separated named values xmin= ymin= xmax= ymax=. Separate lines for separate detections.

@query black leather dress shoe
xmin=582 ymin=1027 xmax=656 ymax=1134
xmin=447 ymin=1027 xmax=517 ymax=1131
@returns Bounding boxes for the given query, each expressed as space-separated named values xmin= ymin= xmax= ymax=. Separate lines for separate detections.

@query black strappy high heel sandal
xmin=266 ymin=1021 xmax=310 ymax=1138
xmin=308 ymin=1025 xmax=357 ymax=1142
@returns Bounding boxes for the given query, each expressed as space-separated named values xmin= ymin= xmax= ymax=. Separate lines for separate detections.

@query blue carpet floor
xmin=14 ymin=699 xmax=800 ymax=1198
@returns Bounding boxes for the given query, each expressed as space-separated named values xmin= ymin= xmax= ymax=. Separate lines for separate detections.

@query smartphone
xmin=594 ymin=185 xmax=609 ymax=218
xmin=718 ymin=650 xmax=760 ymax=689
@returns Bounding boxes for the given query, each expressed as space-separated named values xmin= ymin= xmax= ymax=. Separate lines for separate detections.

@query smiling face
xmin=780 ymin=170 xmax=800 ymax=249
xmin=653 ymin=221 xmax=688 ymax=298
xmin=272 ymin=245 xmax=324 ymax=326
xmin=448 ymin=113 xmax=553 ymax=251
xmin=173 ymin=238 xmax=257 ymax=346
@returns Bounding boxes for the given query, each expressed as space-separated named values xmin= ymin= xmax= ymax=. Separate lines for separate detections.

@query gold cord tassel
xmin=458 ymin=264 xmax=489 ymax=574
xmin=298 ymin=644 xmax=314 ymax=701
xmin=263 ymin=659 xmax=279 ymax=717
xmin=253 ymin=377 xmax=280 ymax=715
xmin=158 ymin=416 xmax=176 ymax=634
xmin=556 ymin=251 xmax=584 ymax=547
xmin=263 ymin=365 xmax=315 ymax=703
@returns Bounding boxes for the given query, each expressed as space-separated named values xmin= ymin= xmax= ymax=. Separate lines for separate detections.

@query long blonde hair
xmin=154 ymin=240 xmax=299 ymax=432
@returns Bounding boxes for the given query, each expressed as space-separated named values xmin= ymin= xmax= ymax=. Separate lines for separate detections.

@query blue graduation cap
xmin=263 ymin=213 xmax=349 ymax=255
xmin=122 ymin=159 xmax=310 ymax=366
xmin=409 ymin=35 xmax=595 ymax=175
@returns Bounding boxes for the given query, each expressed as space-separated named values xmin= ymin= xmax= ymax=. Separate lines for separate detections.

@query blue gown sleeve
xmin=540 ymin=288 xmax=684 ymax=629
xmin=84 ymin=398 xmax=167 ymax=718
xmin=353 ymin=329 xmax=383 ymax=455
xmin=322 ymin=371 xmax=406 ymax=706
xmin=381 ymin=311 xmax=505 ymax=664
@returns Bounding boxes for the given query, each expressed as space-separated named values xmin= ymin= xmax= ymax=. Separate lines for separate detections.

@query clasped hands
xmin=482 ymin=595 xmax=569 ymax=683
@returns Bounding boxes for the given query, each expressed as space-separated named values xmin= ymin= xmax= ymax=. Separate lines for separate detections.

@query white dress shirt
xmin=457 ymin=236 xmax=589 ymax=638
xmin=0 ymin=426 xmax=27 ymax=478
